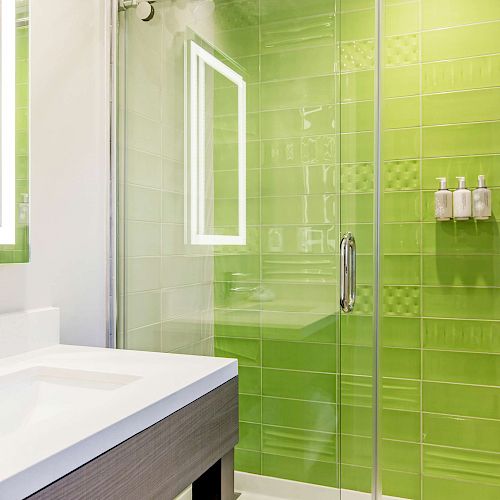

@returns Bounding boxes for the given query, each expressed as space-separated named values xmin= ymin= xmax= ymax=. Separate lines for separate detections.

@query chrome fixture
xmin=340 ymin=232 xmax=356 ymax=313
xmin=119 ymin=0 xmax=155 ymax=22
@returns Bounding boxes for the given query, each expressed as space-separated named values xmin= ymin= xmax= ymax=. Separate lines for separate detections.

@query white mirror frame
xmin=0 ymin=0 xmax=16 ymax=244
xmin=188 ymin=40 xmax=246 ymax=246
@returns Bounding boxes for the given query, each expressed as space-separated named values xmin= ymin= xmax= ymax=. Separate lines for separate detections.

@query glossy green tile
xmin=341 ymin=100 xmax=374 ymax=133
xmin=262 ymin=195 xmax=336 ymax=224
xmin=340 ymin=464 xmax=372 ymax=493
xmin=423 ymin=476 xmax=500 ymax=500
xmin=262 ymin=340 xmax=336 ymax=373
xmin=385 ymin=1 xmax=419 ymax=36
xmin=384 ymin=97 xmax=420 ymax=129
xmin=383 ymin=408 xmax=420 ymax=442
xmin=383 ymin=128 xmax=420 ymax=160
xmin=239 ymin=366 xmax=262 ymax=395
xmin=341 ymin=314 xmax=373 ymax=346
xmin=424 ymin=413 xmax=500 ymax=453
xmin=262 ymin=425 xmax=336 ymax=463
xmin=341 ymin=70 xmax=375 ymax=103
xmin=341 ymin=404 xmax=372 ymax=437
xmin=423 ymin=88 xmax=500 ymax=126
xmin=215 ymin=26 xmax=259 ymax=57
xmin=423 ymin=444 xmax=500 ymax=485
xmin=381 ymin=440 xmax=421 ymax=474
xmin=383 ymin=285 xmax=420 ymax=317
xmin=341 ymin=345 xmax=373 ymax=376
xmin=382 ymin=348 xmax=421 ymax=379
xmin=383 ymin=255 xmax=421 ymax=285
xmin=240 ymin=394 xmax=262 ymax=423
xmin=423 ymin=318 xmax=500 ymax=353
xmin=423 ymin=350 xmax=500 ymax=386
xmin=382 ymin=317 xmax=421 ymax=348
xmin=214 ymin=338 xmax=261 ymax=367
xmin=262 ymin=453 xmax=337 ymax=487
xmin=263 ymin=369 xmax=336 ymax=403
xmin=239 ymin=422 xmax=261 ymax=451
xmin=383 ymin=223 xmax=421 ymax=253
xmin=340 ymin=374 xmax=373 ymax=407
xmin=341 ymin=193 xmax=374 ymax=223
xmin=235 ymin=448 xmax=261 ymax=475
xmin=214 ymin=0 xmax=259 ymax=31
xmin=384 ymin=65 xmax=420 ymax=98
xmin=422 ymin=0 xmax=500 ymax=29
xmin=422 ymin=21 xmax=500 ymax=62
xmin=383 ymin=192 xmax=421 ymax=222
xmin=423 ymin=287 xmax=500 ymax=320
xmin=340 ymin=163 xmax=374 ymax=194
xmin=382 ymin=469 xmax=421 ymax=500
xmin=382 ymin=378 xmax=421 ymax=412
xmin=341 ymin=8 xmax=375 ymax=41
xmin=341 ymin=435 xmax=373 ymax=467
xmin=341 ymin=131 xmax=375 ymax=164
xmin=262 ymin=397 xmax=336 ymax=433
xmin=424 ymin=381 xmax=500 ymax=419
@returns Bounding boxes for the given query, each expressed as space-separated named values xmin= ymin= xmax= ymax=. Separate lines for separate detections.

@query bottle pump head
xmin=456 ymin=176 xmax=466 ymax=189
xmin=478 ymin=175 xmax=487 ymax=188
xmin=436 ymin=177 xmax=448 ymax=190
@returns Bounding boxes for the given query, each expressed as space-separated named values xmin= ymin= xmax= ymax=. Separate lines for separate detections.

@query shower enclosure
xmin=115 ymin=1 xmax=500 ymax=498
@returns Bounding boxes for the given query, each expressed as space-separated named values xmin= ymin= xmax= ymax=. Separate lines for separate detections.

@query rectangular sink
xmin=0 ymin=366 xmax=140 ymax=438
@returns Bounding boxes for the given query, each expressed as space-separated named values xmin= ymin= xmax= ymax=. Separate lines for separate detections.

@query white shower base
xmin=176 ymin=471 xmax=407 ymax=500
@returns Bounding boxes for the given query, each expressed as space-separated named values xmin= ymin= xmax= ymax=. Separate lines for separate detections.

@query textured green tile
xmin=262 ymin=425 xmax=336 ymax=463
xmin=263 ymin=369 xmax=336 ymax=403
xmin=423 ymin=476 xmax=500 ymax=500
xmin=422 ymin=21 xmax=500 ymax=62
xmin=423 ymin=444 xmax=500 ymax=486
xmin=382 ymin=316 xmax=420 ymax=348
xmin=340 ymin=374 xmax=373 ymax=407
xmin=423 ymin=318 xmax=500 ymax=354
xmin=214 ymin=338 xmax=261 ymax=367
xmin=381 ymin=440 xmax=421 ymax=473
xmin=263 ymin=340 xmax=336 ymax=372
xmin=383 ymin=255 xmax=421 ymax=285
xmin=423 ymin=350 xmax=500 ymax=386
xmin=424 ymin=413 xmax=500 ymax=453
xmin=423 ymin=88 xmax=500 ymax=126
xmin=340 ymin=162 xmax=374 ymax=193
xmin=382 ymin=378 xmax=420 ymax=412
xmin=382 ymin=470 xmax=421 ymax=500
xmin=240 ymin=394 xmax=262 ymax=423
xmin=422 ymin=0 xmax=500 ymax=29
xmin=341 ymin=345 xmax=373 ymax=376
xmin=235 ymin=448 xmax=261 ymax=474
xmin=262 ymin=397 xmax=336 ymax=433
xmin=384 ymin=96 xmax=420 ymax=129
xmin=423 ymin=255 xmax=500 ymax=287
xmin=239 ymin=422 xmax=261 ymax=451
xmin=423 ymin=287 xmax=500 ymax=320
xmin=382 ymin=348 xmax=421 ymax=379
xmin=424 ymin=381 xmax=500 ymax=419
xmin=383 ymin=285 xmax=420 ymax=317
xmin=262 ymin=453 xmax=337 ymax=488
xmin=239 ymin=366 xmax=262 ymax=395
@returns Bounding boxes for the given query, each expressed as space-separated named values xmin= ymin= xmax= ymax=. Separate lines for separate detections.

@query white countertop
xmin=0 ymin=344 xmax=238 ymax=500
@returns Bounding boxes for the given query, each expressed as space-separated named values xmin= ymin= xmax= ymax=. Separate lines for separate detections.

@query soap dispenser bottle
xmin=435 ymin=177 xmax=452 ymax=221
xmin=473 ymin=175 xmax=492 ymax=220
xmin=453 ymin=177 xmax=472 ymax=220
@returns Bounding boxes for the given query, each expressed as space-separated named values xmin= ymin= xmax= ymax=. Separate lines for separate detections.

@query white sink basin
xmin=0 ymin=366 xmax=140 ymax=438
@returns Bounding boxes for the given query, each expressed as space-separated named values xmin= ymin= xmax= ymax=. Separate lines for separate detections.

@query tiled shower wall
xmin=378 ymin=1 xmax=500 ymax=498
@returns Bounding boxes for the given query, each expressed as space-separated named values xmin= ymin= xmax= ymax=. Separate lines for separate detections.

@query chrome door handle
xmin=340 ymin=232 xmax=356 ymax=313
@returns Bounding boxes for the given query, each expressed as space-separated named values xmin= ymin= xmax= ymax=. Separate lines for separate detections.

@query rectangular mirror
xmin=0 ymin=0 xmax=29 ymax=263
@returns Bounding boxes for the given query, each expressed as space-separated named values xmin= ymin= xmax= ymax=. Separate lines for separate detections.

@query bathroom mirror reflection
xmin=0 ymin=0 xmax=30 ymax=263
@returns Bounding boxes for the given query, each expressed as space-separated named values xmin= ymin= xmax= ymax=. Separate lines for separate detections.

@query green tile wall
xmin=0 ymin=17 xmax=30 ymax=264
xmin=380 ymin=0 xmax=500 ymax=498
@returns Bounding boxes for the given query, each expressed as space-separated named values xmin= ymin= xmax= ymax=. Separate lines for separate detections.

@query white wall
xmin=0 ymin=0 xmax=110 ymax=346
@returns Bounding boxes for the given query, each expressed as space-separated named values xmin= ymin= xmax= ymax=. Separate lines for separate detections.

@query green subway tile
xmin=382 ymin=470 xmax=421 ymax=500
xmin=382 ymin=316 xmax=421 ymax=348
xmin=423 ymin=88 xmax=500 ymax=126
xmin=239 ymin=366 xmax=262 ymax=395
xmin=422 ymin=21 xmax=500 ymax=62
xmin=261 ymin=46 xmax=335 ymax=82
xmin=423 ymin=55 xmax=500 ymax=94
xmin=262 ymin=453 xmax=337 ymax=488
xmin=262 ymin=425 xmax=336 ymax=463
xmin=423 ymin=444 xmax=500 ymax=486
xmin=382 ymin=347 xmax=421 ymax=379
xmin=423 ymin=350 xmax=500 ymax=386
xmin=423 ymin=0 xmax=500 ymax=29
xmin=382 ymin=378 xmax=421 ymax=412
xmin=215 ymin=26 xmax=259 ymax=57
xmin=341 ymin=345 xmax=373 ymax=376
xmin=235 ymin=448 xmax=261 ymax=475
xmin=423 ymin=318 xmax=500 ymax=353
xmin=423 ymin=475 xmax=500 ymax=500
xmin=341 ymin=8 xmax=375 ymax=41
xmin=423 ymin=381 xmax=500 ymax=419
xmin=340 ymin=374 xmax=373 ymax=407
xmin=385 ymin=1 xmax=419 ymax=35
xmin=262 ymin=313 xmax=337 ymax=343
xmin=423 ymin=255 xmax=500 ymax=287
xmin=341 ymin=404 xmax=372 ymax=437
xmin=341 ymin=434 xmax=373 ymax=467
xmin=262 ymin=340 xmax=336 ymax=373
xmin=383 ymin=223 xmax=421 ymax=253
xmin=423 ymin=287 xmax=500 ymax=320
xmin=384 ymin=65 xmax=420 ymax=98
xmin=263 ymin=369 xmax=336 ymax=403
xmin=239 ymin=422 xmax=261 ymax=452
xmin=341 ymin=132 xmax=375 ymax=164
xmin=383 ymin=192 xmax=421 ymax=223
xmin=382 ymin=409 xmax=420 ymax=442
xmin=383 ymin=255 xmax=421 ymax=285
xmin=261 ymin=76 xmax=335 ymax=111
xmin=341 ymin=193 xmax=374 ymax=224
xmin=340 ymin=464 xmax=372 ymax=493
xmin=424 ymin=413 xmax=500 ymax=453
xmin=384 ymin=97 xmax=420 ymax=129
xmin=341 ymin=314 xmax=373 ymax=346
xmin=341 ymin=100 xmax=374 ymax=133
xmin=422 ymin=155 xmax=500 ymax=190
xmin=240 ymin=394 xmax=262 ymax=423
xmin=341 ymin=70 xmax=375 ymax=103
xmin=383 ymin=128 xmax=420 ymax=160
xmin=381 ymin=440 xmax=421 ymax=474
xmin=214 ymin=338 xmax=261 ymax=367
xmin=262 ymin=397 xmax=336 ymax=433
xmin=260 ymin=0 xmax=335 ymax=25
